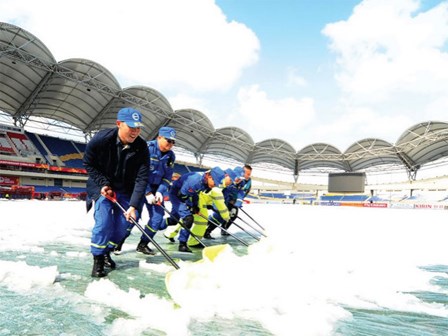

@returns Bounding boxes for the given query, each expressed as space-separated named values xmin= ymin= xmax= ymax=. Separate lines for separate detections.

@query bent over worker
xmin=163 ymin=167 xmax=227 ymax=252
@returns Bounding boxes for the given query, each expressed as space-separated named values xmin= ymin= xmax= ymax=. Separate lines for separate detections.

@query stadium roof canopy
xmin=1 ymin=21 xmax=448 ymax=181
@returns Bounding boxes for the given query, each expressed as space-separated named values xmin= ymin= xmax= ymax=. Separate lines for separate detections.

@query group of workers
xmin=83 ymin=107 xmax=252 ymax=277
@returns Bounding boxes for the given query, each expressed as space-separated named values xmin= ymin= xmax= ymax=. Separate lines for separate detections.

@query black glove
xmin=189 ymin=205 xmax=200 ymax=214
xmin=178 ymin=193 xmax=189 ymax=202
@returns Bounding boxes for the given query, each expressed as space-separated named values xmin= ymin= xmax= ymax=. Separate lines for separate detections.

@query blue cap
xmin=233 ymin=166 xmax=245 ymax=179
xmin=210 ymin=166 xmax=226 ymax=187
xmin=159 ymin=126 xmax=176 ymax=140
xmin=117 ymin=107 xmax=144 ymax=128
xmin=224 ymin=168 xmax=237 ymax=181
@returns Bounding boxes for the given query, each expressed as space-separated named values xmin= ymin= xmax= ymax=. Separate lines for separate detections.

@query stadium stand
xmin=0 ymin=128 xmax=212 ymax=200
xmin=0 ymin=133 xmax=15 ymax=155
xmin=7 ymin=131 xmax=39 ymax=156
xmin=36 ymin=134 xmax=84 ymax=168
xmin=25 ymin=132 xmax=50 ymax=163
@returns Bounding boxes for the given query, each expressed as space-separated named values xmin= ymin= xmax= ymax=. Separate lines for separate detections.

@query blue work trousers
xmin=169 ymin=194 xmax=193 ymax=243
xmin=90 ymin=194 xmax=133 ymax=256
xmin=141 ymin=200 xmax=166 ymax=242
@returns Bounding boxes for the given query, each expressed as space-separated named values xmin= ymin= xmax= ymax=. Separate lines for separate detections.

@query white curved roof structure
xmin=297 ymin=143 xmax=347 ymax=171
xmin=396 ymin=121 xmax=448 ymax=169
xmin=168 ymin=109 xmax=214 ymax=153
xmin=250 ymin=139 xmax=296 ymax=171
xmin=2 ymin=21 xmax=448 ymax=180
xmin=344 ymin=138 xmax=401 ymax=171
xmin=202 ymin=126 xmax=254 ymax=163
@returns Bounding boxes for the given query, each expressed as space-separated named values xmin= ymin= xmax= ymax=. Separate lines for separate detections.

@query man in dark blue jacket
xmin=83 ymin=107 xmax=149 ymax=277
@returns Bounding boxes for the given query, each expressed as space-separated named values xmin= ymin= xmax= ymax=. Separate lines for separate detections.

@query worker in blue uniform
xmin=113 ymin=126 xmax=176 ymax=255
xmin=84 ymin=107 xmax=149 ymax=277
xmin=204 ymin=164 xmax=252 ymax=238
xmin=164 ymin=167 xmax=226 ymax=252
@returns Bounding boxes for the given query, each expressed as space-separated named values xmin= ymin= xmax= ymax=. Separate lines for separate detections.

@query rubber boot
xmin=189 ymin=243 xmax=205 ymax=249
xmin=221 ymin=226 xmax=230 ymax=236
xmin=178 ymin=242 xmax=192 ymax=253
xmin=91 ymin=255 xmax=106 ymax=278
xmin=203 ymin=226 xmax=215 ymax=239
xmin=136 ymin=239 xmax=156 ymax=255
xmin=164 ymin=234 xmax=175 ymax=242
xmin=113 ymin=239 xmax=125 ymax=255
xmin=221 ymin=221 xmax=230 ymax=236
xmin=104 ymin=252 xmax=116 ymax=269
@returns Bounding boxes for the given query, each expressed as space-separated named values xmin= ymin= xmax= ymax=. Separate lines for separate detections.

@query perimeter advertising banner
xmin=0 ymin=159 xmax=48 ymax=169
xmin=0 ymin=175 xmax=19 ymax=185
xmin=0 ymin=159 xmax=86 ymax=174
xmin=48 ymin=166 xmax=87 ymax=174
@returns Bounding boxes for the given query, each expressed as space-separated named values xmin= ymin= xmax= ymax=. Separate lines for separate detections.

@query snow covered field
xmin=1 ymin=200 xmax=448 ymax=335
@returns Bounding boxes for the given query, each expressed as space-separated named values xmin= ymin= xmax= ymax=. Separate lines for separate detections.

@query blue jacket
xmin=223 ymin=167 xmax=252 ymax=207
xmin=146 ymin=139 xmax=175 ymax=195
xmin=83 ymin=127 xmax=149 ymax=211
xmin=235 ymin=178 xmax=252 ymax=207
xmin=169 ymin=172 xmax=210 ymax=208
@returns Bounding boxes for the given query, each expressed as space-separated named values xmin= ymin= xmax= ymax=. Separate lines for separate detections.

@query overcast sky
xmin=1 ymin=0 xmax=448 ymax=151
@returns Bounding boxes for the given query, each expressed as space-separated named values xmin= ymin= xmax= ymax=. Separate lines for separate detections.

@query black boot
xmin=91 ymin=255 xmax=106 ymax=278
xmin=136 ymin=240 xmax=156 ymax=255
xmin=189 ymin=243 xmax=205 ymax=249
xmin=163 ymin=233 xmax=175 ymax=242
xmin=104 ymin=252 xmax=116 ymax=269
xmin=113 ymin=239 xmax=125 ymax=255
xmin=178 ymin=242 xmax=192 ymax=253
xmin=221 ymin=222 xmax=230 ymax=236
xmin=203 ymin=227 xmax=215 ymax=239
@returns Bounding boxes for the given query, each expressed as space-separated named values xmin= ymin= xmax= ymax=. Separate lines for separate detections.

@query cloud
xmin=313 ymin=107 xmax=412 ymax=150
xmin=237 ymin=84 xmax=315 ymax=142
xmin=286 ymin=67 xmax=307 ymax=87
xmin=323 ymin=0 xmax=448 ymax=103
xmin=169 ymin=93 xmax=207 ymax=112
xmin=311 ymin=0 xmax=448 ymax=150
xmin=0 ymin=0 xmax=260 ymax=92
